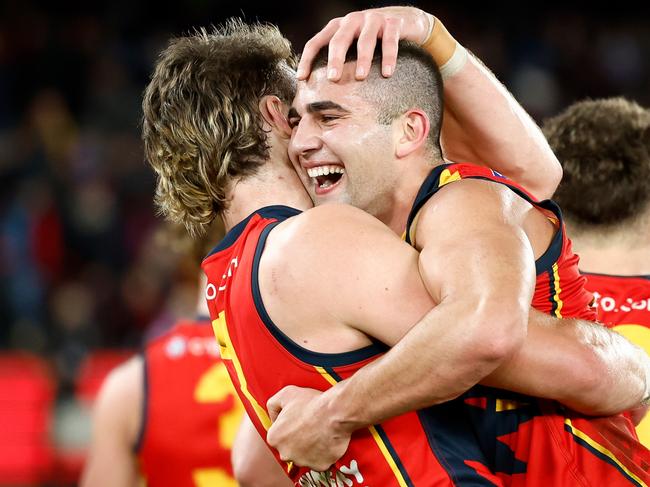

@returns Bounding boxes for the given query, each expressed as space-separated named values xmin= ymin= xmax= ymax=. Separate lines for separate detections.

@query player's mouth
xmin=305 ymin=164 xmax=345 ymax=195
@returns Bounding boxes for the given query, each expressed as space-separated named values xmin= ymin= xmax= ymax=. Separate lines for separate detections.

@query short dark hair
xmin=310 ymin=41 xmax=444 ymax=159
xmin=543 ymin=97 xmax=650 ymax=227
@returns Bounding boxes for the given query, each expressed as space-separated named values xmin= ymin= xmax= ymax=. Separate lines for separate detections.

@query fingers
xmin=297 ymin=19 xmax=342 ymax=80
xmin=267 ymin=386 xmax=291 ymax=422
xmin=380 ymin=16 xmax=402 ymax=77
xmin=354 ymin=15 xmax=382 ymax=79
xmin=326 ymin=14 xmax=362 ymax=81
xmin=298 ymin=9 xmax=411 ymax=82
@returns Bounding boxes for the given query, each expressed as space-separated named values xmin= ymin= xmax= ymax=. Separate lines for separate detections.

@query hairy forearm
xmin=482 ymin=310 xmax=647 ymax=415
xmin=318 ymin=301 xmax=523 ymax=433
xmin=438 ymin=50 xmax=561 ymax=200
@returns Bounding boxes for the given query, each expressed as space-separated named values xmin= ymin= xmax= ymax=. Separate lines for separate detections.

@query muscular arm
xmin=439 ymin=50 xmax=562 ymax=200
xmin=296 ymin=6 xmax=562 ymax=199
xmin=265 ymin=203 xmax=647 ymax=469
xmin=80 ymin=357 xmax=142 ymax=487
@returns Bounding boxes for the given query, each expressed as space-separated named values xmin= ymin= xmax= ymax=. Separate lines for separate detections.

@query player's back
xmin=136 ymin=319 xmax=243 ymax=487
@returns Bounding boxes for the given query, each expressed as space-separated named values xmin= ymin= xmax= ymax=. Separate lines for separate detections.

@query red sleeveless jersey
xmin=404 ymin=163 xmax=650 ymax=486
xmin=584 ymin=273 xmax=650 ymax=447
xmin=136 ymin=319 xmax=243 ymax=487
xmin=203 ymin=205 xmax=505 ymax=487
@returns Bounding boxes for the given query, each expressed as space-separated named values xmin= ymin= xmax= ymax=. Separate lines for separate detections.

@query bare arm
xmin=486 ymin=308 xmax=648 ymax=415
xmin=265 ymin=203 xmax=647 ymax=469
xmin=326 ymin=181 xmax=537 ymax=421
xmin=232 ymin=415 xmax=292 ymax=487
xmin=439 ymin=51 xmax=562 ymax=200
xmin=80 ymin=357 xmax=142 ymax=487
xmin=296 ymin=6 xmax=562 ymax=199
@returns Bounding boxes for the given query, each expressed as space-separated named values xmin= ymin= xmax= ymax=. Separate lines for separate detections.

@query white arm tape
xmin=439 ymin=43 xmax=469 ymax=80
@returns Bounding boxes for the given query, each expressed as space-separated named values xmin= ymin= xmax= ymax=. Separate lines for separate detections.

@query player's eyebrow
xmin=288 ymin=101 xmax=350 ymax=119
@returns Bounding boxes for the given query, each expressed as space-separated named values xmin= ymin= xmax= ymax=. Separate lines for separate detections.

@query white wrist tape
xmin=439 ymin=43 xmax=468 ymax=80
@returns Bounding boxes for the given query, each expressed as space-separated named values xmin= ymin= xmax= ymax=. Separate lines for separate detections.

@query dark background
xmin=0 ymin=0 xmax=648 ymax=483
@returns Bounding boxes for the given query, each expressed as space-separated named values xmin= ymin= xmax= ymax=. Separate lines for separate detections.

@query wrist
xmin=421 ymin=16 xmax=468 ymax=79
xmin=319 ymin=380 xmax=366 ymax=435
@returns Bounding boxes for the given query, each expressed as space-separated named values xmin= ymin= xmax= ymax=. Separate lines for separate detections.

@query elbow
xmin=545 ymin=162 xmax=563 ymax=199
xmin=232 ymin=458 xmax=262 ymax=487
xmin=465 ymin=304 xmax=528 ymax=369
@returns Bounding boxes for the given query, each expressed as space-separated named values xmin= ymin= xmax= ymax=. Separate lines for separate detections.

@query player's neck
xmin=222 ymin=163 xmax=312 ymax=231
xmin=378 ymin=160 xmax=434 ymax=235
xmin=570 ymin=218 xmax=650 ymax=275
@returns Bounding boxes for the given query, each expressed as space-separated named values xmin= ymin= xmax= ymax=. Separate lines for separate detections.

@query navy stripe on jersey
xmin=251 ymin=222 xmax=388 ymax=367
xmin=405 ymin=164 xmax=565 ymax=276
xmin=563 ymin=422 xmax=645 ymax=487
xmin=417 ymin=399 xmax=504 ymax=486
xmin=323 ymin=367 xmax=415 ymax=487
xmin=133 ymin=352 xmax=147 ymax=454
xmin=206 ymin=205 xmax=302 ymax=257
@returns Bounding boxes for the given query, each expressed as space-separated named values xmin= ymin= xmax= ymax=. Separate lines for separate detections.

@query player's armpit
xmin=79 ymin=356 xmax=143 ymax=487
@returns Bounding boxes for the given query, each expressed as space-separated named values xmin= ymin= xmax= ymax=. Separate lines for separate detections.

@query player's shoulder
xmin=262 ymin=204 xmax=399 ymax=283
xmin=271 ymin=204 xmax=387 ymax=250
xmin=97 ymin=355 xmax=143 ymax=406
xmin=92 ymin=355 xmax=143 ymax=443
xmin=423 ymin=175 xmax=524 ymax=218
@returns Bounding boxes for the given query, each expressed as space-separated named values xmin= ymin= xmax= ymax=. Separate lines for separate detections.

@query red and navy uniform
xmin=405 ymin=162 xmax=650 ymax=486
xmin=203 ymin=205 xmax=504 ymax=487
xmin=584 ymin=272 xmax=650 ymax=446
xmin=136 ymin=319 xmax=243 ymax=487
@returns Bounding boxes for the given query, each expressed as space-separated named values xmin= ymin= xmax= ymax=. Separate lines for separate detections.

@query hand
xmin=297 ymin=6 xmax=432 ymax=81
xmin=266 ymin=385 xmax=352 ymax=471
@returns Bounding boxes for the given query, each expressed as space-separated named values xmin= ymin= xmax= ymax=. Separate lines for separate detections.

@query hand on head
xmin=297 ymin=7 xmax=432 ymax=81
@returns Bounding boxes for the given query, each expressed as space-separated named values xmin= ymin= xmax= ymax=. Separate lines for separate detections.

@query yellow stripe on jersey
xmin=314 ymin=366 xmax=409 ymax=487
xmin=551 ymin=263 xmax=564 ymax=318
xmin=564 ymin=418 xmax=647 ymax=487
xmin=438 ymin=168 xmax=462 ymax=187
xmin=367 ymin=425 xmax=409 ymax=487
xmin=314 ymin=366 xmax=338 ymax=386
xmin=212 ymin=311 xmax=272 ymax=430
xmin=495 ymin=398 xmax=530 ymax=412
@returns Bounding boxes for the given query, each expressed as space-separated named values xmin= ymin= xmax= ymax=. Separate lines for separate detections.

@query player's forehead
xmin=292 ymin=63 xmax=366 ymax=113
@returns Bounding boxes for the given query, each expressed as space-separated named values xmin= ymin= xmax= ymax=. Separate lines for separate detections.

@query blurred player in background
xmin=80 ymin=221 xmax=245 ymax=487
xmin=544 ymin=97 xmax=650 ymax=445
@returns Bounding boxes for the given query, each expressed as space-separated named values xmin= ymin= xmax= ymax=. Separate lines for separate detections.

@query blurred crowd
xmin=0 ymin=0 xmax=648 ymax=482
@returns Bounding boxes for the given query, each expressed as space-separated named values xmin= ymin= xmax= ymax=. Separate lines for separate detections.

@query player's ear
xmin=395 ymin=109 xmax=430 ymax=158
xmin=259 ymin=95 xmax=292 ymax=138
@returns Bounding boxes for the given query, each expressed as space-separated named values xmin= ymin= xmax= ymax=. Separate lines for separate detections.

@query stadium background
xmin=0 ymin=0 xmax=648 ymax=485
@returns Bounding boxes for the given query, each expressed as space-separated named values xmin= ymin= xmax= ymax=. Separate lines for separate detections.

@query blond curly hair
xmin=142 ymin=19 xmax=297 ymax=235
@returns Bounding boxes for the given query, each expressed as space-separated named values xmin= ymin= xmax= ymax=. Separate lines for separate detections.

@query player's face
xmin=287 ymin=63 xmax=399 ymax=219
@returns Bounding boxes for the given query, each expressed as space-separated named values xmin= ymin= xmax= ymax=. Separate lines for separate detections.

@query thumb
xmin=267 ymin=386 xmax=292 ymax=422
